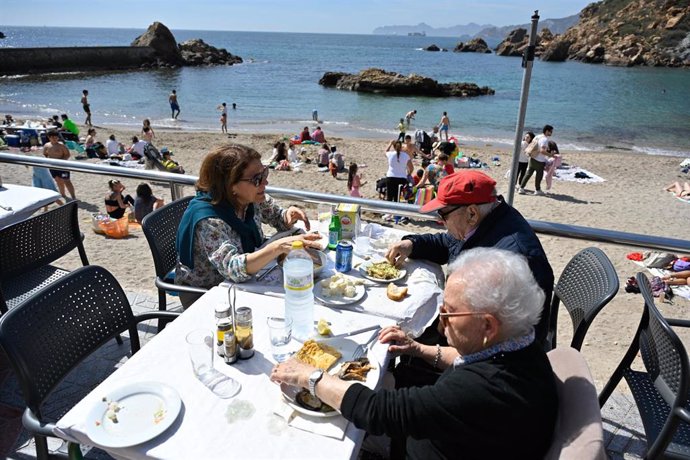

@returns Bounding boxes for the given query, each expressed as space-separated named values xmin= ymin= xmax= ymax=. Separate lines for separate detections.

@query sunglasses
xmin=238 ymin=166 xmax=269 ymax=187
xmin=437 ymin=205 xmax=464 ymax=221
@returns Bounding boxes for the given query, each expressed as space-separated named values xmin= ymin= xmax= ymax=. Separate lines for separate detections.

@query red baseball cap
xmin=420 ymin=170 xmax=497 ymax=213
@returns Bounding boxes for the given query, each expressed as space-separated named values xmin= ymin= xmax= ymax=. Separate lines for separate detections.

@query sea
xmin=1 ymin=25 xmax=689 ymax=156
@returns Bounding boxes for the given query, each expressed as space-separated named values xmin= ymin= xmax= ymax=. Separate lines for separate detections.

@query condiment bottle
xmin=215 ymin=304 xmax=232 ymax=357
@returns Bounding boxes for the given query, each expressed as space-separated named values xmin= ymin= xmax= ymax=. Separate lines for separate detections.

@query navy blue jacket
xmin=403 ymin=198 xmax=554 ymax=345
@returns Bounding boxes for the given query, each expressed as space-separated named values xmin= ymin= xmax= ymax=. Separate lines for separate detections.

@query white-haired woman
xmin=271 ymin=247 xmax=558 ymax=460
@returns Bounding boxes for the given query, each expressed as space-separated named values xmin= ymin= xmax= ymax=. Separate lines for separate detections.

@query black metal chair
xmin=599 ymin=272 xmax=690 ymax=459
xmin=141 ymin=196 xmax=207 ymax=314
xmin=0 ymin=265 xmax=179 ymax=460
xmin=0 ymin=200 xmax=89 ymax=315
xmin=547 ymin=247 xmax=619 ymax=351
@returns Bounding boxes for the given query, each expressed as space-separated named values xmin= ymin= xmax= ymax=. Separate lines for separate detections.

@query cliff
xmin=541 ymin=0 xmax=690 ymax=66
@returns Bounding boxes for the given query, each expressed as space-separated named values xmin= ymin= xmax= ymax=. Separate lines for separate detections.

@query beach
xmin=2 ymin=124 xmax=689 ymax=388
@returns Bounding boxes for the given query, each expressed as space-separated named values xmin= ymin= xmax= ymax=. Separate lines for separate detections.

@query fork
xmin=351 ymin=327 xmax=381 ymax=360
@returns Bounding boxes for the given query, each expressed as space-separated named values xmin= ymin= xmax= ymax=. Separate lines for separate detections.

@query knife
xmin=330 ymin=324 xmax=381 ymax=339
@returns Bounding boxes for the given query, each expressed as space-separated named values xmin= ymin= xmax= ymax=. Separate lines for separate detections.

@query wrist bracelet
xmin=433 ymin=344 xmax=442 ymax=369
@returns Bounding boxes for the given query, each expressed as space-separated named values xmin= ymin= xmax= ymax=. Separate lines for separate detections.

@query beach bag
xmin=673 ymin=258 xmax=690 ymax=272
xmin=643 ymin=251 xmax=676 ymax=269
xmin=525 ymin=137 xmax=540 ymax=158
xmin=98 ymin=215 xmax=130 ymax=239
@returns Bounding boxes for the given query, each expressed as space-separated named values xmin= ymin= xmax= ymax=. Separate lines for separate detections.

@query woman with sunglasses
xmin=271 ymin=247 xmax=557 ymax=460
xmin=175 ymin=144 xmax=320 ymax=307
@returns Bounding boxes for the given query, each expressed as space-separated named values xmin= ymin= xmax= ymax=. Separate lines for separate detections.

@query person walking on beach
xmin=169 ymin=89 xmax=180 ymax=119
xmin=519 ymin=125 xmax=554 ymax=196
xmin=141 ymin=119 xmax=155 ymax=141
xmin=438 ymin=112 xmax=450 ymax=141
xmin=405 ymin=109 xmax=417 ymax=126
xmin=81 ymin=89 xmax=92 ymax=126
xmin=397 ymin=118 xmax=406 ymax=142
xmin=312 ymin=108 xmax=318 ymax=122
xmin=218 ymin=102 xmax=228 ymax=133
xmin=43 ymin=130 xmax=76 ymax=201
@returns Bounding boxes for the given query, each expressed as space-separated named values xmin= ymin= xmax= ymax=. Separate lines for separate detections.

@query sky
xmin=2 ymin=0 xmax=592 ymax=34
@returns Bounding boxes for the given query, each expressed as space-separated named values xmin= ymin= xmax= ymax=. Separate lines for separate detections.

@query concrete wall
xmin=0 ymin=46 xmax=157 ymax=75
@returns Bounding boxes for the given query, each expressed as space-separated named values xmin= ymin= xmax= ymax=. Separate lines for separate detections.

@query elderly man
xmin=387 ymin=170 xmax=554 ymax=368
xmin=272 ymin=247 xmax=558 ymax=460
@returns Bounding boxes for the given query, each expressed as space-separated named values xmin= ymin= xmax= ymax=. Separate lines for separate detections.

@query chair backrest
xmin=141 ymin=196 xmax=193 ymax=279
xmin=636 ymin=272 xmax=690 ymax=458
xmin=0 ymin=200 xmax=88 ymax=279
xmin=544 ymin=347 xmax=606 ymax=460
xmin=0 ymin=265 xmax=136 ymax=417
xmin=548 ymin=247 xmax=619 ymax=350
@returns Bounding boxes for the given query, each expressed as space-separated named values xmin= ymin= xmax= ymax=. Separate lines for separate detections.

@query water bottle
xmin=283 ymin=241 xmax=314 ymax=340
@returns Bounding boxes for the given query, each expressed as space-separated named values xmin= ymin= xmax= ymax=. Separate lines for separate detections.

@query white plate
xmin=281 ymin=337 xmax=381 ymax=418
xmin=358 ymin=261 xmax=407 ymax=283
xmin=313 ymin=283 xmax=365 ymax=306
xmin=84 ymin=381 xmax=182 ymax=448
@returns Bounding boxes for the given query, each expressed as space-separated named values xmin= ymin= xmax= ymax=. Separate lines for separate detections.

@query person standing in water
xmin=81 ymin=90 xmax=92 ymax=126
xmin=169 ymin=89 xmax=181 ymax=119
xmin=218 ymin=102 xmax=228 ymax=133
xmin=438 ymin=112 xmax=450 ymax=141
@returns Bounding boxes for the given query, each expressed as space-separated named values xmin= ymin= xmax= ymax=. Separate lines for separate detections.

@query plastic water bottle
xmin=283 ymin=241 xmax=314 ymax=340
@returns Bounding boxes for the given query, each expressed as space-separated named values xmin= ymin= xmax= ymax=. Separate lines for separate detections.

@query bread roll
xmin=386 ymin=283 xmax=408 ymax=301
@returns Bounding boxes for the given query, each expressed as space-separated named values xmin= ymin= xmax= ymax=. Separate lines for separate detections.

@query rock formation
xmin=319 ymin=68 xmax=495 ymax=98
xmin=132 ymin=22 xmax=242 ymax=68
xmin=494 ymin=28 xmax=556 ymax=57
xmin=178 ymin=39 xmax=243 ymax=66
xmin=541 ymin=0 xmax=690 ymax=67
xmin=453 ymin=38 xmax=491 ymax=53
xmin=424 ymin=44 xmax=442 ymax=51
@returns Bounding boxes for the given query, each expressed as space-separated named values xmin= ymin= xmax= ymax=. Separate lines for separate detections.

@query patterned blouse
xmin=175 ymin=195 xmax=289 ymax=288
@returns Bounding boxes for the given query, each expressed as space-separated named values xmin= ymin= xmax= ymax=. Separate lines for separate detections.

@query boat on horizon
xmin=407 ymin=31 xmax=426 ymax=36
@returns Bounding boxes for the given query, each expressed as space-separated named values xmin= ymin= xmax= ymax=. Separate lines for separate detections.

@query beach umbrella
xmin=506 ymin=11 xmax=540 ymax=206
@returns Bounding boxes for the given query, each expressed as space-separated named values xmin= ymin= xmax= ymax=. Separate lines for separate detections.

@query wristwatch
xmin=308 ymin=369 xmax=324 ymax=398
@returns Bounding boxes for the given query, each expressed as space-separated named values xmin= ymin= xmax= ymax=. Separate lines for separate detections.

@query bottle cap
xmin=291 ymin=241 xmax=304 ymax=249
xmin=215 ymin=303 xmax=230 ymax=318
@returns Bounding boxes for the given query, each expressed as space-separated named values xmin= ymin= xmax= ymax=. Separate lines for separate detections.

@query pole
xmin=506 ymin=11 xmax=540 ymax=206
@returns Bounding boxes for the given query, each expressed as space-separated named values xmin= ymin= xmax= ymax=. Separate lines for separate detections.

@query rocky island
xmin=319 ymin=68 xmax=495 ymax=98
xmin=454 ymin=38 xmax=492 ymax=53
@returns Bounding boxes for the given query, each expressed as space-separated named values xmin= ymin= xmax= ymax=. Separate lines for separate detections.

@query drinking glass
xmin=186 ymin=329 xmax=241 ymax=398
xmin=317 ymin=203 xmax=332 ymax=236
xmin=354 ymin=236 xmax=372 ymax=257
xmin=267 ymin=317 xmax=293 ymax=362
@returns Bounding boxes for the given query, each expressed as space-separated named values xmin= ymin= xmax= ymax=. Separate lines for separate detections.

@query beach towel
xmin=553 ymin=166 xmax=605 ymax=183
xmin=631 ymin=260 xmax=690 ymax=300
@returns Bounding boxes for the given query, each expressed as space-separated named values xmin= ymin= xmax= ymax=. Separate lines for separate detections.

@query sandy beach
xmin=2 ymin=123 xmax=689 ymax=387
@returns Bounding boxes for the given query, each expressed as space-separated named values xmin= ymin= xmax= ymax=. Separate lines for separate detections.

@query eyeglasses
xmin=238 ymin=166 xmax=269 ymax=187
xmin=437 ymin=205 xmax=464 ymax=221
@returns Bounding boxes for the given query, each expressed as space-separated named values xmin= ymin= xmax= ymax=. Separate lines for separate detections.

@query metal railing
xmin=2 ymin=152 xmax=689 ymax=254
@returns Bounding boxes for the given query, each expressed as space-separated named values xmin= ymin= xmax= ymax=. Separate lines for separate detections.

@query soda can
xmin=335 ymin=241 xmax=353 ymax=272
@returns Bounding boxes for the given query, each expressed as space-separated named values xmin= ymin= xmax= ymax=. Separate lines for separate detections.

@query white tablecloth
xmin=0 ymin=184 xmax=61 ymax=229
xmin=56 ymin=286 xmax=407 ymax=460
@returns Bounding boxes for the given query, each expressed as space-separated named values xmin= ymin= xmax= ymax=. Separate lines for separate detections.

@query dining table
xmin=0 ymin=183 xmax=61 ymax=230
xmin=55 ymin=225 xmax=446 ymax=459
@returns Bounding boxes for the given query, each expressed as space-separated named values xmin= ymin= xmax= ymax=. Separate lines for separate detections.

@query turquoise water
xmin=1 ymin=26 xmax=689 ymax=155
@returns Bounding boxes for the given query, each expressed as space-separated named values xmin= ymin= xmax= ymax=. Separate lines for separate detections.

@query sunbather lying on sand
xmin=663 ymin=270 xmax=690 ymax=286
xmin=664 ymin=181 xmax=690 ymax=199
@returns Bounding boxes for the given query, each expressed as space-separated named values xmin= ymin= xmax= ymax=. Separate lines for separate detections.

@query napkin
xmin=273 ymin=397 xmax=349 ymax=440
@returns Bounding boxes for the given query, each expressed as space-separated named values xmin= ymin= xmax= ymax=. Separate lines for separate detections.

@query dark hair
xmin=109 ymin=134 xmax=116 ymax=141
xmin=143 ymin=127 xmax=150 ymax=133
xmin=543 ymin=124 xmax=554 ymax=134
xmin=347 ymin=163 xmax=358 ymax=191
xmin=399 ymin=118 xmax=404 ymax=123
xmin=143 ymin=118 xmax=151 ymax=127
xmin=52 ymin=115 xmax=59 ymax=121
xmin=548 ymin=141 xmax=559 ymax=154
xmin=525 ymin=131 xmax=536 ymax=143
xmin=136 ymin=183 xmax=153 ymax=199
xmin=47 ymin=130 xmax=58 ymax=137
xmin=438 ymin=153 xmax=449 ymax=162
xmin=443 ymin=111 xmax=447 ymax=116
xmin=275 ymin=142 xmax=287 ymax=162
xmin=393 ymin=140 xmax=402 ymax=159
xmin=131 ymin=136 xmax=139 ymax=143
xmin=330 ymin=146 xmax=337 ymax=153
xmin=82 ymin=89 xmax=88 ymax=95
xmin=108 ymin=179 xmax=121 ymax=190
xmin=404 ymin=135 xmax=412 ymax=141
xmin=196 ymin=144 xmax=262 ymax=206
xmin=87 ymin=128 xmax=96 ymax=135
xmin=416 ymin=168 xmax=424 ymax=178
xmin=61 ymin=114 xmax=68 ymax=120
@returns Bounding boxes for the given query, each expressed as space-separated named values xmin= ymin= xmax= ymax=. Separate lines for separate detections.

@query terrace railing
xmin=1 ymin=152 xmax=689 ymax=254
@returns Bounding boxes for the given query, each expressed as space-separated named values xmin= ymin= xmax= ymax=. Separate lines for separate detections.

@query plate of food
xmin=281 ymin=338 xmax=380 ymax=418
xmin=314 ymin=273 xmax=366 ymax=306
xmin=358 ymin=260 xmax=407 ymax=283
xmin=84 ymin=381 xmax=182 ymax=448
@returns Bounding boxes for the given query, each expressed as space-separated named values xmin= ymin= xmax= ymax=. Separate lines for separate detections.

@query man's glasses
xmin=437 ymin=205 xmax=464 ymax=221
xmin=238 ymin=166 xmax=269 ymax=187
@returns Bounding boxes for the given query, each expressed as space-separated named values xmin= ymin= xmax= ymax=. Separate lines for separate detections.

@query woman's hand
xmin=378 ymin=325 xmax=421 ymax=357
xmin=284 ymin=206 xmax=311 ymax=231
xmin=270 ymin=233 xmax=322 ymax=257
xmin=270 ymin=358 xmax=315 ymax=388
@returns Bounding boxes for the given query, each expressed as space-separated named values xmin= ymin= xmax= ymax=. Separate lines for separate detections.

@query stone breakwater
xmin=319 ymin=68 xmax=495 ymax=98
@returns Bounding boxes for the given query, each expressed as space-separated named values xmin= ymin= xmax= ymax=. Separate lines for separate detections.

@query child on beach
xmin=329 ymin=146 xmax=344 ymax=178
xmin=218 ymin=102 xmax=228 ymax=133
xmin=347 ymin=163 xmax=366 ymax=197
xmin=142 ymin=119 xmax=155 ymax=140
xmin=84 ymin=128 xmax=97 ymax=158
xmin=134 ymin=183 xmax=164 ymax=224
xmin=397 ymin=118 xmax=406 ymax=142
xmin=81 ymin=89 xmax=91 ymax=126
xmin=142 ymin=126 xmax=154 ymax=143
